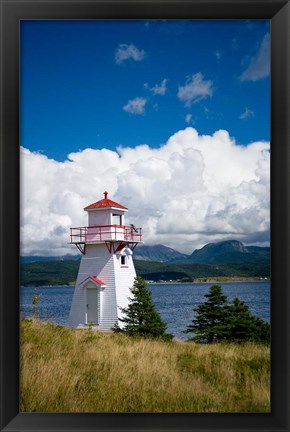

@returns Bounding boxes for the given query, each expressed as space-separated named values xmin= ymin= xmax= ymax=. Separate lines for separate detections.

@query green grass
xmin=20 ymin=319 xmax=270 ymax=413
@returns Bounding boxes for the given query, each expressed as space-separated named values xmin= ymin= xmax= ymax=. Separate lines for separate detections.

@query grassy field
xmin=20 ymin=319 xmax=270 ymax=413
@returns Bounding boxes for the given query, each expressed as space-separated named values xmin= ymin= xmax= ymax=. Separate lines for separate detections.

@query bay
xmin=20 ymin=281 xmax=270 ymax=339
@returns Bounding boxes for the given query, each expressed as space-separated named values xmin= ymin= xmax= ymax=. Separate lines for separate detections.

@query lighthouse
xmin=67 ymin=192 xmax=142 ymax=330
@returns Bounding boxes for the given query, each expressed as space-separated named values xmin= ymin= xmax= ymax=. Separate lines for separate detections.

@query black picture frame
xmin=0 ymin=1 xmax=289 ymax=431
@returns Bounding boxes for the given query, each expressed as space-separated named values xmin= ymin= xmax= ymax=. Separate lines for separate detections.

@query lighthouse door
xmin=87 ymin=288 xmax=99 ymax=324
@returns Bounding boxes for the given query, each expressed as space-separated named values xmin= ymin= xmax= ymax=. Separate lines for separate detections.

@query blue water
xmin=20 ymin=282 xmax=270 ymax=339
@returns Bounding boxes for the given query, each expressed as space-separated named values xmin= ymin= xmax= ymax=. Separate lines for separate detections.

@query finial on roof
xmin=104 ymin=191 xmax=108 ymax=199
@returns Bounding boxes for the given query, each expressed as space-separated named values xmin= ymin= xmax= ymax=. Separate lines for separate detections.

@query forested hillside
xmin=20 ymin=258 xmax=270 ymax=286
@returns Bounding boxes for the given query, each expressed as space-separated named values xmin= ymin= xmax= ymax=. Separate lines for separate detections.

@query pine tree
xmin=115 ymin=277 xmax=173 ymax=340
xmin=185 ymin=285 xmax=270 ymax=344
xmin=226 ymin=298 xmax=270 ymax=343
xmin=184 ymin=285 xmax=230 ymax=342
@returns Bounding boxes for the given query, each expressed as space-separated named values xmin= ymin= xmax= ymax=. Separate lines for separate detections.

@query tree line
xmin=114 ymin=277 xmax=270 ymax=344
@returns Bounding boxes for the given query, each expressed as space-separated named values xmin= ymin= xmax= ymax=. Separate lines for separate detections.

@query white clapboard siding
xmin=113 ymin=254 xmax=136 ymax=323
xmin=67 ymin=243 xmax=137 ymax=330
xmin=67 ymin=243 xmax=117 ymax=328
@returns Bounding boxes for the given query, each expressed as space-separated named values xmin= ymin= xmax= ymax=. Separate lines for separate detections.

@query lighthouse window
xmin=121 ymin=256 xmax=126 ymax=266
xmin=113 ymin=214 xmax=122 ymax=226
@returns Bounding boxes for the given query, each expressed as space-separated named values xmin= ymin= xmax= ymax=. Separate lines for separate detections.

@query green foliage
xmin=134 ymin=261 xmax=224 ymax=281
xmin=184 ymin=285 xmax=230 ymax=343
xmin=115 ymin=277 xmax=173 ymax=340
xmin=185 ymin=285 xmax=270 ymax=344
xmin=31 ymin=287 xmax=42 ymax=318
xmin=225 ymin=298 xmax=270 ymax=343
xmin=20 ymin=256 xmax=270 ymax=287
xmin=20 ymin=260 xmax=79 ymax=286
xmin=134 ymin=260 xmax=270 ymax=281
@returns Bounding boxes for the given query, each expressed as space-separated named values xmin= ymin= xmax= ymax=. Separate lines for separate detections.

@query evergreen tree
xmin=226 ymin=298 xmax=270 ymax=343
xmin=184 ymin=285 xmax=230 ymax=342
xmin=115 ymin=277 xmax=173 ymax=340
xmin=185 ymin=285 xmax=270 ymax=344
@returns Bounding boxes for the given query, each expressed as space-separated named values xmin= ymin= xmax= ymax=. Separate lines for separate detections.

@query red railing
xmin=70 ymin=224 xmax=142 ymax=244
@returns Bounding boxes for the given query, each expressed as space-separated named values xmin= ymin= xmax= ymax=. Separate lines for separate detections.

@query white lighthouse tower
xmin=67 ymin=192 xmax=142 ymax=330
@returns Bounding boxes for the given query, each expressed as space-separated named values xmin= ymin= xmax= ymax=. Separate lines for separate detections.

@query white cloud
xmin=240 ymin=33 xmax=270 ymax=81
xmin=239 ymin=107 xmax=254 ymax=120
xmin=123 ymin=97 xmax=147 ymax=115
xmin=115 ymin=43 xmax=145 ymax=64
xmin=214 ymin=50 xmax=221 ymax=60
xmin=185 ymin=114 xmax=192 ymax=124
xmin=177 ymin=73 xmax=213 ymax=107
xmin=21 ymin=128 xmax=270 ymax=256
xmin=150 ymin=79 xmax=167 ymax=96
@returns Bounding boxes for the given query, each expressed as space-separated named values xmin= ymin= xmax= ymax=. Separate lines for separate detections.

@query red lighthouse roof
xmin=79 ymin=276 xmax=107 ymax=287
xmin=84 ymin=191 xmax=128 ymax=211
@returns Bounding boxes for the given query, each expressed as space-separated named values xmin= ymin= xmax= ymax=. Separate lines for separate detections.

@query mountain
xmin=133 ymin=240 xmax=269 ymax=266
xmin=246 ymin=246 xmax=270 ymax=257
xmin=20 ymin=254 xmax=81 ymax=264
xmin=20 ymin=257 xmax=270 ymax=287
xmin=20 ymin=240 xmax=270 ymax=266
xmin=187 ymin=240 xmax=270 ymax=264
xmin=134 ymin=244 xmax=188 ymax=262
xmin=20 ymin=240 xmax=270 ymax=285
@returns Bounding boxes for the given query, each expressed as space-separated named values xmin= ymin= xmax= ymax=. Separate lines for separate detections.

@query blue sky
xmin=20 ymin=20 xmax=270 ymax=255
xmin=20 ymin=19 xmax=270 ymax=162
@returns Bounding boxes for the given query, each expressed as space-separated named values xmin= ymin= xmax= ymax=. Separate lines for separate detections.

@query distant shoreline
xmin=148 ymin=277 xmax=269 ymax=284
xmin=193 ymin=277 xmax=269 ymax=283
xmin=21 ymin=278 xmax=270 ymax=288
xmin=144 ymin=278 xmax=270 ymax=285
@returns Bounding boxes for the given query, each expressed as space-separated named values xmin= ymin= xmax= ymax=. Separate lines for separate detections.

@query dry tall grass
xmin=20 ymin=319 xmax=270 ymax=413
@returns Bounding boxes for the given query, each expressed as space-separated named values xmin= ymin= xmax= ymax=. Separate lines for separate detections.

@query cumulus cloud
xmin=144 ymin=79 xmax=167 ymax=96
xmin=115 ymin=43 xmax=145 ymax=64
xmin=123 ymin=97 xmax=147 ymax=115
xmin=20 ymin=128 xmax=270 ymax=256
xmin=239 ymin=107 xmax=254 ymax=119
xmin=240 ymin=33 xmax=270 ymax=81
xmin=177 ymin=73 xmax=213 ymax=107
xmin=185 ymin=114 xmax=192 ymax=124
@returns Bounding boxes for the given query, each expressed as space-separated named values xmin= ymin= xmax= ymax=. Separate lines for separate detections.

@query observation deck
xmin=70 ymin=224 xmax=142 ymax=254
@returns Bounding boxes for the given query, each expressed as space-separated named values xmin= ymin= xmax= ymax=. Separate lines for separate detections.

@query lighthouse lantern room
xmin=67 ymin=192 xmax=142 ymax=329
